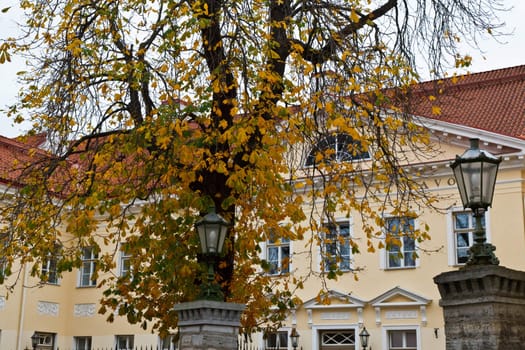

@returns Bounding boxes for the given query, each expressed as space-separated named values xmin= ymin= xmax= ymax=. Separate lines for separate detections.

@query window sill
xmin=385 ymin=266 xmax=417 ymax=271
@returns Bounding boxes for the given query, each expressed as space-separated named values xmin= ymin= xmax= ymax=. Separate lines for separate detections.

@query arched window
xmin=305 ymin=133 xmax=369 ymax=166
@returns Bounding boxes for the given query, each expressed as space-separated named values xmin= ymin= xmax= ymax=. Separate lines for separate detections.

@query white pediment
xmin=369 ymin=286 xmax=431 ymax=326
xmin=369 ymin=286 xmax=431 ymax=307
xmin=303 ymin=290 xmax=366 ymax=309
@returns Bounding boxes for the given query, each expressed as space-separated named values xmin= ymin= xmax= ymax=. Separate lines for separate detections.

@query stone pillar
xmin=434 ymin=265 xmax=525 ymax=350
xmin=173 ymin=300 xmax=245 ymax=350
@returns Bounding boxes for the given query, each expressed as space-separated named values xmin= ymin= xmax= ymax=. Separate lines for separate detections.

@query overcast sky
xmin=0 ymin=0 xmax=524 ymax=138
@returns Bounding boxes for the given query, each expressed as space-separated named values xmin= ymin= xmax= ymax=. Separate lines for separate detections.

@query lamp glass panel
xmin=359 ymin=330 xmax=369 ymax=347
xmin=481 ymin=161 xmax=499 ymax=206
xmin=453 ymin=164 xmax=468 ymax=207
xmin=198 ymin=229 xmax=207 ymax=254
xmin=290 ymin=335 xmax=299 ymax=347
xmin=463 ymin=162 xmax=482 ymax=205
xmin=206 ymin=224 xmax=219 ymax=253
xmin=218 ymin=224 xmax=228 ymax=254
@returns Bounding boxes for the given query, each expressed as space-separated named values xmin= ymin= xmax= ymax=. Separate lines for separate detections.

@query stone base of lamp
xmin=434 ymin=265 xmax=525 ymax=350
xmin=173 ymin=300 xmax=245 ymax=350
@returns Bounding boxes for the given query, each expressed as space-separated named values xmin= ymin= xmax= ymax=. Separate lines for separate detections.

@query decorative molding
xmin=0 ymin=296 xmax=5 ymax=310
xmin=74 ymin=303 xmax=96 ymax=317
xmin=375 ymin=307 xmax=381 ymax=325
xmin=37 ymin=301 xmax=59 ymax=316
xmin=421 ymin=305 xmax=428 ymax=326
xmin=291 ymin=309 xmax=297 ymax=326
xmin=307 ymin=309 xmax=313 ymax=328
xmin=320 ymin=311 xmax=350 ymax=320
xmin=385 ymin=310 xmax=418 ymax=319
xmin=357 ymin=307 xmax=363 ymax=326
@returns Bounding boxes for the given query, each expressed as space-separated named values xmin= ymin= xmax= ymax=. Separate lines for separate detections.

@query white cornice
xmin=415 ymin=115 xmax=525 ymax=153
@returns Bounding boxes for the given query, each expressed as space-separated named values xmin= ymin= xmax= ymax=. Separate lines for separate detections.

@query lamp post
xmin=194 ymin=206 xmax=230 ymax=301
xmin=290 ymin=328 xmax=300 ymax=350
xmin=450 ymin=138 xmax=501 ymax=266
xmin=359 ymin=327 xmax=370 ymax=350
xmin=30 ymin=332 xmax=38 ymax=350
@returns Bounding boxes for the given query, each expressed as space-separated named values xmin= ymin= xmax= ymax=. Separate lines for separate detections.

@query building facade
xmin=1 ymin=65 xmax=524 ymax=350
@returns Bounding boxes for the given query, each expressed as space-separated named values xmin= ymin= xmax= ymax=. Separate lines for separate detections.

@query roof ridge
xmin=446 ymin=67 xmax=525 ymax=90
xmin=409 ymin=65 xmax=525 ymax=96
xmin=0 ymin=134 xmax=50 ymax=157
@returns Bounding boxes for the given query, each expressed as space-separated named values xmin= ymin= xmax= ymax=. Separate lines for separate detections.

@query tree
xmin=0 ymin=0 xmax=504 ymax=334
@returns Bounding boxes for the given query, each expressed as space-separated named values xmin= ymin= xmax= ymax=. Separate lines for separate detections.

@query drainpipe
xmin=16 ymin=263 xmax=29 ymax=350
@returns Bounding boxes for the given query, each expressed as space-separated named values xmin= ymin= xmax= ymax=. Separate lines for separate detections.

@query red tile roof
xmin=1 ymin=65 xmax=524 ymax=187
xmin=404 ymin=65 xmax=525 ymax=140
xmin=0 ymin=134 xmax=49 ymax=186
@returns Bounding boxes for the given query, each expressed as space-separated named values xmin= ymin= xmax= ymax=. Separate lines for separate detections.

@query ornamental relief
xmin=74 ymin=303 xmax=96 ymax=317
xmin=320 ymin=312 xmax=351 ymax=320
xmin=37 ymin=301 xmax=59 ymax=316
xmin=385 ymin=310 xmax=418 ymax=319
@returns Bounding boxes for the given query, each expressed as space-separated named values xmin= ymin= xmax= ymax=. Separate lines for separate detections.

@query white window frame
xmin=42 ymin=256 xmax=59 ymax=285
xmin=382 ymin=325 xmax=420 ymax=350
xmin=78 ymin=247 xmax=97 ymax=287
xmin=116 ymin=335 xmax=134 ymax=350
xmin=159 ymin=334 xmax=178 ymax=350
xmin=312 ymin=324 xmax=361 ymax=349
xmin=264 ymin=236 xmax=291 ymax=276
xmin=119 ymin=245 xmax=132 ymax=277
xmin=383 ymin=216 xmax=418 ymax=270
xmin=74 ymin=336 xmax=92 ymax=350
xmin=264 ymin=330 xmax=289 ymax=350
xmin=32 ymin=332 xmax=55 ymax=350
xmin=320 ymin=218 xmax=353 ymax=272
xmin=305 ymin=133 xmax=371 ymax=167
xmin=446 ymin=207 xmax=492 ymax=266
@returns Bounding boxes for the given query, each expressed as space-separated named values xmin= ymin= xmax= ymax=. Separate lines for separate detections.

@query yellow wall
xmin=1 ymin=138 xmax=524 ymax=350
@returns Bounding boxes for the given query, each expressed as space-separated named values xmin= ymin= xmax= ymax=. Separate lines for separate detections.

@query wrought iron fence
xmin=45 ymin=334 xmax=276 ymax=350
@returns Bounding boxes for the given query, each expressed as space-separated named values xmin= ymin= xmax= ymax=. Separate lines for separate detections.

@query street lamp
xmin=359 ymin=327 xmax=370 ymax=350
xmin=450 ymin=138 xmax=501 ymax=266
xmin=30 ymin=332 xmax=39 ymax=350
xmin=290 ymin=328 xmax=300 ymax=350
xmin=195 ymin=206 xmax=230 ymax=301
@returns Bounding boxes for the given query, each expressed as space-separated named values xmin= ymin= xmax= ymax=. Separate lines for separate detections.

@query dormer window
xmin=305 ymin=133 xmax=369 ymax=167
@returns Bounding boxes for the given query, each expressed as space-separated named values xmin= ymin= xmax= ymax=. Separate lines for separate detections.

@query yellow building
xmin=1 ymin=65 xmax=525 ymax=350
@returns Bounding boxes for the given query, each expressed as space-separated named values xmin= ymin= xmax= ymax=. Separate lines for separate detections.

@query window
xmin=322 ymin=221 xmax=351 ymax=272
xmin=41 ymin=243 xmax=62 ymax=284
xmin=0 ymin=232 xmax=9 ymax=283
xmin=385 ymin=217 xmax=417 ymax=269
xmin=388 ymin=330 xmax=417 ymax=350
xmin=452 ymin=211 xmax=484 ymax=265
xmin=306 ymin=133 xmax=369 ymax=166
xmin=0 ymin=256 xmax=7 ymax=283
xmin=79 ymin=247 xmax=97 ymax=287
xmin=116 ymin=335 xmax=134 ymax=350
xmin=160 ymin=334 xmax=178 ymax=350
xmin=42 ymin=257 xmax=58 ymax=284
xmin=119 ymin=246 xmax=132 ymax=277
xmin=321 ymin=330 xmax=356 ymax=347
xmin=32 ymin=332 xmax=55 ymax=350
xmin=74 ymin=336 xmax=92 ymax=350
xmin=266 ymin=236 xmax=290 ymax=275
xmin=265 ymin=331 xmax=288 ymax=350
